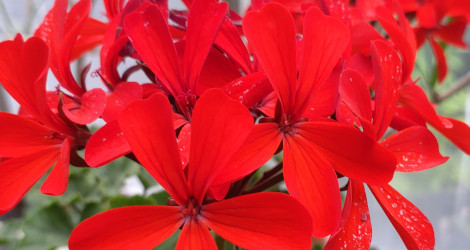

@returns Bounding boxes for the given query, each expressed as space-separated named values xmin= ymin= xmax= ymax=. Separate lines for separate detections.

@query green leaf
xmin=109 ymin=195 xmax=157 ymax=208
xmin=16 ymin=202 xmax=73 ymax=250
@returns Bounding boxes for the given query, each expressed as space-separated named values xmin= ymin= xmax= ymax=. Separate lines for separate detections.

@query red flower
xmin=68 ymin=89 xmax=312 ymax=249
xmin=35 ymin=0 xmax=107 ymax=125
xmin=413 ymin=0 xmax=469 ymax=82
xmin=240 ymin=3 xmax=397 ymax=237
xmin=327 ymin=40 xmax=446 ymax=249
xmin=0 ymin=36 xmax=86 ymax=215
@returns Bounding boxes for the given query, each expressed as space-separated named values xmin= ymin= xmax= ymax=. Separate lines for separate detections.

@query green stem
xmin=215 ymin=234 xmax=226 ymax=250
xmin=243 ymin=171 xmax=284 ymax=194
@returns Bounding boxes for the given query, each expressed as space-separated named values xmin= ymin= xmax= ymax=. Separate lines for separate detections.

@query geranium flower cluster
xmin=0 ymin=0 xmax=469 ymax=249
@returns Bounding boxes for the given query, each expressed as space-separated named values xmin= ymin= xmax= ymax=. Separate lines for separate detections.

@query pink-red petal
xmin=85 ymin=121 xmax=131 ymax=167
xmin=62 ymin=88 xmax=107 ymax=125
xmin=295 ymin=122 xmax=397 ymax=185
xmin=69 ymin=205 xmax=183 ymax=250
xmin=212 ymin=123 xmax=282 ymax=185
xmin=176 ymin=220 xmax=217 ymax=250
xmin=124 ymin=3 xmax=184 ymax=96
xmin=183 ymin=0 xmax=228 ymax=90
xmin=0 ymin=113 xmax=63 ymax=157
xmin=243 ymin=3 xmax=297 ymax=114
xmin=381 ymin=126 xmax=448 ymax=172
xmin=296 ymin=7 xmax=350 ymax=115
xmin=0 ymin=147 xmax=61 ymax=216
xmin=188 ymin=89 xmax=253 ymax=204
xmin=40 ymin=137 xmax=72 ymax=195
xmin=283 ymin=133 xmax=341 ymax=237
xmin=119 ymin=93 xmax=191 ymax=205
xmin=203 ymin=192 xmax=312 ymax=250
xmin=369 ymin=184 xmax=435 ymax=250
xmin=325 ymin=180 xmax=372 ymax=250
xmin=101 ymin=82 xmax=143 ymax=123
xmin=371 ymin=39 xmax=402 ymax=139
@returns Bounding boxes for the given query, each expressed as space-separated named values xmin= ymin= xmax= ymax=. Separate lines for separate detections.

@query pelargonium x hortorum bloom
xmin=84 ymin=0 xmax=231 ymax=168
xmin=0 ymin=36 xmax=89 ymax=215
xmin=326 ymin=40 xmax=447 ymax=249
xmin=68 ymin=89 xmax=313 ymax=249
xmin=241 ymin=3 xmax=397 ymax=237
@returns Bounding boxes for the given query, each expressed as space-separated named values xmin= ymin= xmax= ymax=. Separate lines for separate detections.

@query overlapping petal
xmin=326 ymin=180 xmax=372 ymax=250
xmin=124 ymin=3 xmax=183 ymax=96
xmin=371 ymin=39 xmax=402 ymax=139
xmin=176 ymin=219 xmax=217 ymax=250
xmin=283 ymin=133 xmax=342 ymax=237
xmin=85 ymin=121 xmax=131 ymax=167
xmin=183 ymin=0 xmax=228 ymax=90
xmin=0 ymin=148 xmax=61 ymax=216
xmin=119 ymin=93 xmax=191 ymax=205
xmin=69 ymin=206 xmax=183 ymax=250
xmin=381 ymin=126 xmax=448 ymax=172
xmin=370 ymin=184 xmax=435 ymax=249
xmin=40 ymin=137 xmax=72 ymax=195
xmin=0 ymin=113 xmax=63 ymax=157
xmin=243 ymin=3 xmax=297 ymax=114
xmin=294 ymin=122 xmax=397 ymax=185
xmin=203 ymin=192 xmax=312 ymax=249
xmin=188 ymin=89 xmax=253 ymax=204
xmin=212 ymin=123 xmax=282 ymax=185
xmin=296 ymin=7 xmax=350 ymax=115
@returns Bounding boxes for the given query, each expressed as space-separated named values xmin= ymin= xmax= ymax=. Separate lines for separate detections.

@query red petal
xmin=0 ymin=36 xmax=54 ymax=124
xmin=0 ymin=148 xmax=60 ymax=216
xmin=60 ymin=0 xmax=91 ymax=91
xmin=69 ymin=205 xmax=183 ymax=249
xmin=188 ymin=89 xmax=253 ymax=204
xmin=223 ymin=72 xmax=272 ymax=108
xmin=351 ymin=22 xmax=384 ymax=56
xmin=243 ymin=3 xmax=297 ymax=114
xmin=371 ymin=40 xmax=402 ymax=139
xmin=326 ymin=180 xmax=372 ymax=250
xmin=338 ymin=69 xmax=372 ymax=121
xmin=369 ymin=184 xmax=435 ymax=249
xmin=40 ymin=137 xmax=72 ymax=195
xmin=102 ymin=82 xmax=143 ymax=123
xmin=283 ymin=133 xmax=341 ymax=237
xmin=203 ymin=192 xmax=312 ymax=249
xmin=296 ymin=7 xmax=350 ymax=115
xmin=70 ymin=18 xmax=107 ymax=61
xmin=215 ymin=18 xmax=252 ymax=74
xmin=176 ymin=220 xmax=216 ymax=250
xmin=434 ymin=17 xmax=468 ymax=48
xmin=399 ymin=83 xmax=449 ymax=128
xmin=376 ymin=4 xmax=416 ymax=81
xmin=124 ymin=4 xmax=184 ymax=96
xmin=213 ymin=123 xmax=282 ymax=185
xmin=302 ymin=66 xmax=341 ymax=119
xmin=183 ymin=0 xmax=228 ymax=90
xmin=429 ymin=37 xmax=448 ymax=82
xmin=381 ymin=126 xmax=448 ymax=172
xmin=177 ymin=123 xmax=191 ymax=168
xmin=85 ymin=121 xmax=131 ymax=167
xmin=196 ymin=47 xmax=242 ymax=94
xmin=62 ymin=88 xmax=107 ymax=125
xmin=390 ymin=106 xmax=427 ymax=131
xmin=119 ymin=93 xmax=191 ymax=205
xmin=434 ymin=116 xmax=470 ymax=155
xmin=0 ymin=113 xmax=63 ymax=157
xmin=295 ymin=122 xmax=397 ymax=185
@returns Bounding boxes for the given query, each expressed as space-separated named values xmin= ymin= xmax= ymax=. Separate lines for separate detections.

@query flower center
xmin=181 ymin=198 xmax=201 ymax=222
